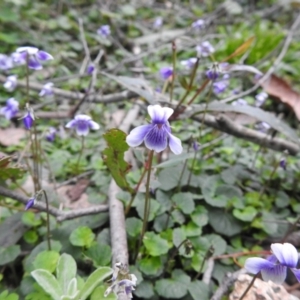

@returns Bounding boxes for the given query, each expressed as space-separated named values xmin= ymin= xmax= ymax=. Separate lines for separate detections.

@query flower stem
xmin=125 ymin=166 xmax=147 ymax=215
xmin=76 ymin=136 xmax=85 ymax=174
xmin=134 ymin=150 xmax=154 ymax=261
xmin=239 ymin=274 xmax=257 ymax=300
xmin=170 ymin=41 xmax=176 ymax=103
xmin=42 ymin=190 xmax=51 ymax=251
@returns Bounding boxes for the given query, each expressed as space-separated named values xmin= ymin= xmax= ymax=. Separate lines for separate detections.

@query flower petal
xmin=88 ymin=120 xmax=100 ymax=130
xmin=168 ymin=132 xmax=182 ymax=155
xmin=244 ymin=257 xmax=275 ymax=274
xmin=16 ymin=46 xmax=39 ymax=54
xmin=261 ymin=264 xmax=287 ymax=284
xmin=144 ymin=125 xmax=168 ymax=153
xmin=23 ymin=113 xmax=34 ymax=129
xmin=148 ymin=105 xmax=164 ymax=123
xmin=126 ymin=124 xmax=152 ymax=147
xmin=28 ymin=57 xmax=42 ymax=70
xmin=291 ymin=268 xmax=300 ymax=282
xmin=65 ymin=120 xmax=76 ymax=128
xmin=76 ymin=122 xmax=89 ymax=136
xmin=271 ymin=243 xmax=298 ymax=268
xmin=37 ymin=51 xmax=53 ymax=61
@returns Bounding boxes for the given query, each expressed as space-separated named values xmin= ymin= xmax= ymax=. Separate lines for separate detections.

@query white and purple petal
xmin=148 ymin=105 xmax=173 ymax=123
xmin=244 ymin=257 xmax=275 ymax=274
xmin=291 ymin=268 xmax=300 ymax=282
xmin=168 ymin=132 xmax=183 ymax=155
xmin=23 ymin=112 xmax=34 ymax=129
xmin=37 ymin=50 xmax=53 ymax=61
xmin=65 ymin=119 xmax=76 ymax=128
xmin=88 ymin=120 xmax=100 ymax=130
xmin=261 ymin=264 xmax=287 ymax=284
xmin=144 ymin=125 xmax=168 ymax=153
xmin=28 ymin=57 xmax=42 ymax=70
xmin=16 ymin=46 xmax=39 ymax=55
xmin=126 ymin=124 xmax=152 ymax=147
xmin=76 ymin=121 xmax=89 ymax=136
xmin=271 ymin=243 xmax=299 ymax=268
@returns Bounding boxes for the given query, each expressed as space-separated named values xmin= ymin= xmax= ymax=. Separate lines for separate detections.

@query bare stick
xmin=0 ymin=185 xmax=108 ymax=222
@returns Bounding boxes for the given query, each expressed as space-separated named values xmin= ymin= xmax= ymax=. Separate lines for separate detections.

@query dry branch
xmin=0 ymin=185 xmax=108 ymax=222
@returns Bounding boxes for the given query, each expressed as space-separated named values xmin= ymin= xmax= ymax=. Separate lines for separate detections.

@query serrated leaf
xmin=76 ymin=267 xmax=113 ymax=300
xmin=84 ymin=243 xmax=111 ymax=267
xmin=102 ymin=129 xmax=133 ymax=193
xmin=143 ymin=232 xmax=172 ymax=256
xmin=126 ymin=217 xmax=143 ymax=237
xmin=31 ymin=269 xmax=62 ymax=300
xmin=57 ymin=253 xmax=77 ymax=294
xmin=188 ymin=280 xmax=209 ymax=300
xmin=191 ymin=206 xmax=208 ymax=227
xmin=134 ymin=280 xmax=154 ymax=299
xmin=0 ymin=245 xmax=21 ymax=265
xmin=155 ymin=279 xmax=187 ymax=299
xmin=191 ymin=101 xmax=299 ymax=143
xmin=233 ymin=206 xmax=257 ymax=222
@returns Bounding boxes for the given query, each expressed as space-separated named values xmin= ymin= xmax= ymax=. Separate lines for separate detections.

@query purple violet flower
xmin=206 ymin=69 xmax=219 ymax=80
xmin=256 ymin=121 xmax=271 ymax=133
xmin=196 ymin=41 xmax=215 ymax=57
xmin=153 ymin=17 xmax=163 ymax=29
xmin=232 ymin=98 xmax=248 ymax=106
xmin=97 ymin=25 xmax=110 ymax=38
xmin=65 ymin=114 xmax=100 ymax=136
xmin=279 ymin=158 xmax=287 ymax=170
xmin=0 ymin=98 xmax=19 ymax=120
xmin=255 ymin=92 xmax=268 ymax=107
xmin=192 ymin=19 xmax=205 ymax=29
xmin=25 ymin=197 xmax=35 ymax=210
xmin=213 ymin=80 xmax=228 ymax=95
xmin=193 ymin=141 xmax=200 ymax=152
xmin=0 ymin=54 xmax=13 ymax=70
xmin=126 ymin=105 xmax=182 ymax=154
xmin=3 ymin=75 xmax=17 ymax=91
xmin=180 ymin=58 xmax=197 ymax=69
xmin=245 ymin=243 xmax=300 ymax=284
xmin=39 ymin=82 xmax=54 ymax=97
xmin=46 ymin=127 xmax=56 ymax=142
xmin=86 ymin=64 xmax=95 ymax=75
xmin=15 ymin=46 xmax=53 ymax=70
xmin=159 ymin=66 xmax=173 ymax=80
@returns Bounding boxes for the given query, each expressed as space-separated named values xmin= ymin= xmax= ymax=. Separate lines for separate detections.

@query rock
xmin=229 ymin=274 xmax=299 ymax=300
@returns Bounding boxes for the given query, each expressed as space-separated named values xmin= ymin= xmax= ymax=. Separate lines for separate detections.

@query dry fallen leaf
xmin=66 ymin=178 xmax=90 ymax=202
xmin=259 ymin=74 xmax=300 ymax=120
xmin=0 ymin=128 xmax=26 ymax=146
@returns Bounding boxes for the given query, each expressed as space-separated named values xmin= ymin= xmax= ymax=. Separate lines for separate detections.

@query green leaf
xmin=84 ymin=243 xmax=111 ymax=267
xmin=136 ymin=199 xmax=161 ymax=222
xmin=143 ymin=232 xmax=172 ymax=256
xmin=24 ymin=230 xmax=39 ymax=244
xmin=22 ymin=211 xmax=42 ymax=227
xmin=33 ymin=251 xmax=60 ymax=273
xmin=205 ymin=234 xmax=227 ymax=256
xmin=191 ymin=206 xmax=208 ymax=227
xmin=0 ymin=291 xmax=19 ymax=300
xmin=191 ymin=101 xmax=300 ymax=144
xmin=57 ymin=253 xmax=77 ymax=294
xmin=126 ymin=217 xmax=143 ymax=237
xmin=208 ymin=209 xmax=243 ymax=236
xmin=102 ymin=129 xmax=133 ymax=193
xmin=233 ymin=206 xmax=257 ymax=222
xmin=0 ymin=156 xmax=25 ymax=180
xmin=155 ymin=271 xmax=190 ymax=299
xmin=90 ymin=286 xmax=117 ymax=300
xmin=155 ymin=153 xmax=196 ymax=168
xmin=188 ymin=280 xmax=209 ymax=300
xmin=31 ymin=269 xmax=62 ymax=300
xmin=69 ymin=226 xmax=95 ymax=248
xmin=67 ymin=278 xmax=78 ymax=298
xmin=138 ymin=256 xmax=163 ymax=276
xmin=173 ymin=228 xmax=186 ymax=249
xmin=77 ymin=267 xmax=113 ymax=300
xmin=182 ymin=222 xmax=202 ymax=237
xmin=24 ymin=240 xmax=62 ymax=273
xmin=172 ymin=193 xmax=195 ymax=214
xmin=0 ymin=245 xmax=20 ymax=265
xmin=134 ymin=280 xmax=155 ymax=299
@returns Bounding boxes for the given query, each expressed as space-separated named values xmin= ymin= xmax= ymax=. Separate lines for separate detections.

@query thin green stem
xmin=194 ymin=246 xmax=213 ymax=280
xmin=134 ymin=150 xmax=154 ymax=262
xmin=42 ymin=190 xmax=51 ymax=251
xmin=239 ymin=274 xmax=257 ymax=300
xmin=173 ymin=58 xmax=200 ymax=113
xmin=33 ymin=122 xmax=41 ymax=191
xmin=125 ymin=167 xmax=147 ymax=215
xmin=170 ymin=41 xmax=176 ymax=103
xmin=187 ymin=150 xmax=197 ymax=186
xmin=76 ymin=136 xmax=85 ymax=174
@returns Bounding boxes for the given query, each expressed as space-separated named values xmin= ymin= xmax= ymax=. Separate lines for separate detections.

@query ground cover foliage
xmin=1 ymin=0 xmax=300 ymax=299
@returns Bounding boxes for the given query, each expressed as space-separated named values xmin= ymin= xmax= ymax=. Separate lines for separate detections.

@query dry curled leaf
xmin=66 ymin=178 xmax=90 ymax=202
xmin=0 ymin=128 xmax=26 ymax=146
xmin=259 ymin=74 xmax=300 ymax=120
